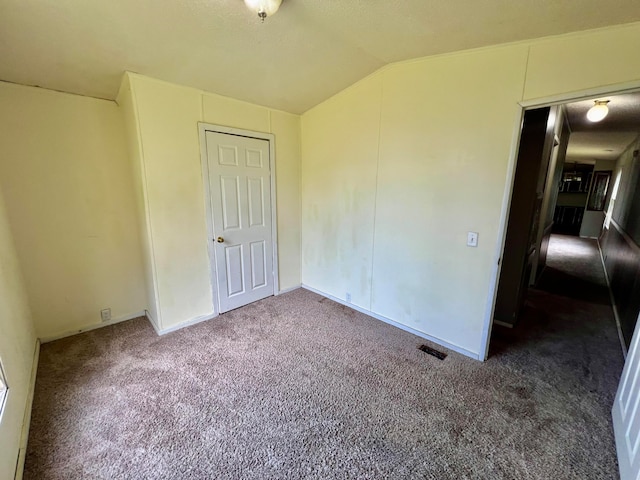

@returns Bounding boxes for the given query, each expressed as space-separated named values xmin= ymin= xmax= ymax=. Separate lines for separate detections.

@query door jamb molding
xmin=198 ymin=122 xmax=280 ymax=316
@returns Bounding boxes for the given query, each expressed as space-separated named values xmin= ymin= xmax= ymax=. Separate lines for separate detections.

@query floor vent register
xmin=418 ymin=344 xmax=447 ymax=360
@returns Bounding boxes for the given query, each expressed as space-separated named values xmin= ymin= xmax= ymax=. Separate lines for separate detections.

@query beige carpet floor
xmin=24 ymin=235 xmax=623 ymax=479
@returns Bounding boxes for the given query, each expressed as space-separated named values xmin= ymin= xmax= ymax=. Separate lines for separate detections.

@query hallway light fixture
xmin=244 ymin=0 xmax=282 ymax=22
xmin=586 ymin=100 xmax=610 ymax=122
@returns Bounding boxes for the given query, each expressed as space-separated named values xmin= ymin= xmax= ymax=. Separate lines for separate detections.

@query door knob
xmin=216 ymin=237 xmax=224 ymax=243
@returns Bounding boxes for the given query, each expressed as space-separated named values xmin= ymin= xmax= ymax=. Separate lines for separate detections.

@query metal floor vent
xmin=418 ymin=344 xmax=447 ymax=360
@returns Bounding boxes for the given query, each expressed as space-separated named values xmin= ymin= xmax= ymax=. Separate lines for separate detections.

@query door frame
xmin=479 ymin=80 xmax=640 ymax=361
xmin=198 ymin=123 xmax=280 ymax=315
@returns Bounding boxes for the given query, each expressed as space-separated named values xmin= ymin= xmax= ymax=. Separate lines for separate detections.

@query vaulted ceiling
xmin=1 ymin=1 xmax=640 ymax=114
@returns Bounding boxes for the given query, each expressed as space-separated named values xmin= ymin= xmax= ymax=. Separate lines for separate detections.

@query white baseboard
xmin=148 ymin=287 xmax=301 ymax=336
xmin=145 ymin=286 xmax=301 ymax=336
xmin=39 ymin=311 xmax=146 ymax=343
xmin=14 ymin=339 xmax=40 ymax=480
xmin=597 ymin=239 xmax=627 ymax=359
xmin=301 ymin=284 xmax=480 ymax=360
xmin=150 ymin=311 xmax=218 ymax=336
xmin=278 ymin=285 xmax=301 ymax=295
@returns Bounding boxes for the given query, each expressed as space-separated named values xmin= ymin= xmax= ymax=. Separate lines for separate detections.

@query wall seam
xmin=368 ymin=74 xmax=385 ymax=312
xmin=299 ymin=118 xmax=305 ymax=285
xmin=298 ymin=114 xmax=303 ymax=286
xmin=520 ymin=46 xmax=532 ymax=102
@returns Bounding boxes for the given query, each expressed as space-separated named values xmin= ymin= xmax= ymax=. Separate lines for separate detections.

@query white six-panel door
xmin=613 ymin=312 xmax=640 ymax=480
xmin=205 ymin=131 xmax=274 ymax=313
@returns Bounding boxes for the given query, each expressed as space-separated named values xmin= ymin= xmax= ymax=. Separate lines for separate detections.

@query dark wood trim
xmin=611 ymin=218 xmax=640 ymax=256
xmin=601 ymin=219 xmax=640 ymax=349
xmin=597 ymin=237 xmax=628 ymax=358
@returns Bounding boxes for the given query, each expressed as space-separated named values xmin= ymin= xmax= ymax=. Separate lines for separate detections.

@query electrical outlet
xmin=467 ymin=231 xmax=479 ymax=247
xmin=345 ymin=292 xmax=351 ymax=303
xmin=100 ymin=308 xmax=111 ymax=322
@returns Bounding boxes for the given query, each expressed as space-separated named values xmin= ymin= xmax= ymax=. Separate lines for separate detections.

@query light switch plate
xmin=467 ymin=231 xmax=479 ymax=247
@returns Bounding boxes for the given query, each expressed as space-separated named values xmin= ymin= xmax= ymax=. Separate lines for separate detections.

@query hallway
xmin=492 ymin=234 xmax=623 ymax=392
xmin=537 ymin=234 xmax=613 ymax=307
xmin=490 ymin=233 xmax=625 ymax=476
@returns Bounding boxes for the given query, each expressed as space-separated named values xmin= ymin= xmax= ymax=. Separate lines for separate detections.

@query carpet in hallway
xmin=491 ymin=233 xmax=623 ymax=477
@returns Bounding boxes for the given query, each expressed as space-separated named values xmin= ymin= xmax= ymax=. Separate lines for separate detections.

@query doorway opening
xmin=489 ymin=89 xmax=640 ymax=356
xmin=486 ymin=90 xmax=640 ymax=479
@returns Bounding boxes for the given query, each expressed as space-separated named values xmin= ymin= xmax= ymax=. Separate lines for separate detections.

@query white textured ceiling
xmin=1 ymin=1 xmax=640 ymax=113
xmin=565 ymin=131 xmax=639 ymax=162
xmin=565 ymin=92 xmax=640 ymax=162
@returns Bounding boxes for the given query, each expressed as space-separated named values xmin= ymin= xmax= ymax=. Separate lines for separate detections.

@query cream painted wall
xmin=301 ymin=74 xmax=382 ymax=310
xmin=302 ymin=46 xmax=528 ymax=356
xmin=117 ymin=76 xmax=161 ymax=326
xmin=270 ymin=111 xmax=302 ymax=289
xmin=301 ymin=23 xmax=640 ymax=358
xmin=128 ymin=75 xmax=211 ymax=330
xmin=124 ymin=74 xmax=301 ymax=331
xmin=0 ymin=82 xmax=146 ymax=339
xmin=372 ymin=46 xmax=529 ymax=353
xmin=0 ymin=188 xmax=37 ymax=480
xmin=524 ymin=23 xmax=640 ymax=102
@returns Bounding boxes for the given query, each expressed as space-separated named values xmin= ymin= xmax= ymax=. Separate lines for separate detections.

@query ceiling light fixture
xmin=586 ymin=100 xmax=610 ymax=122
xmin=244 ymin=0 xmax=282 ymax=22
